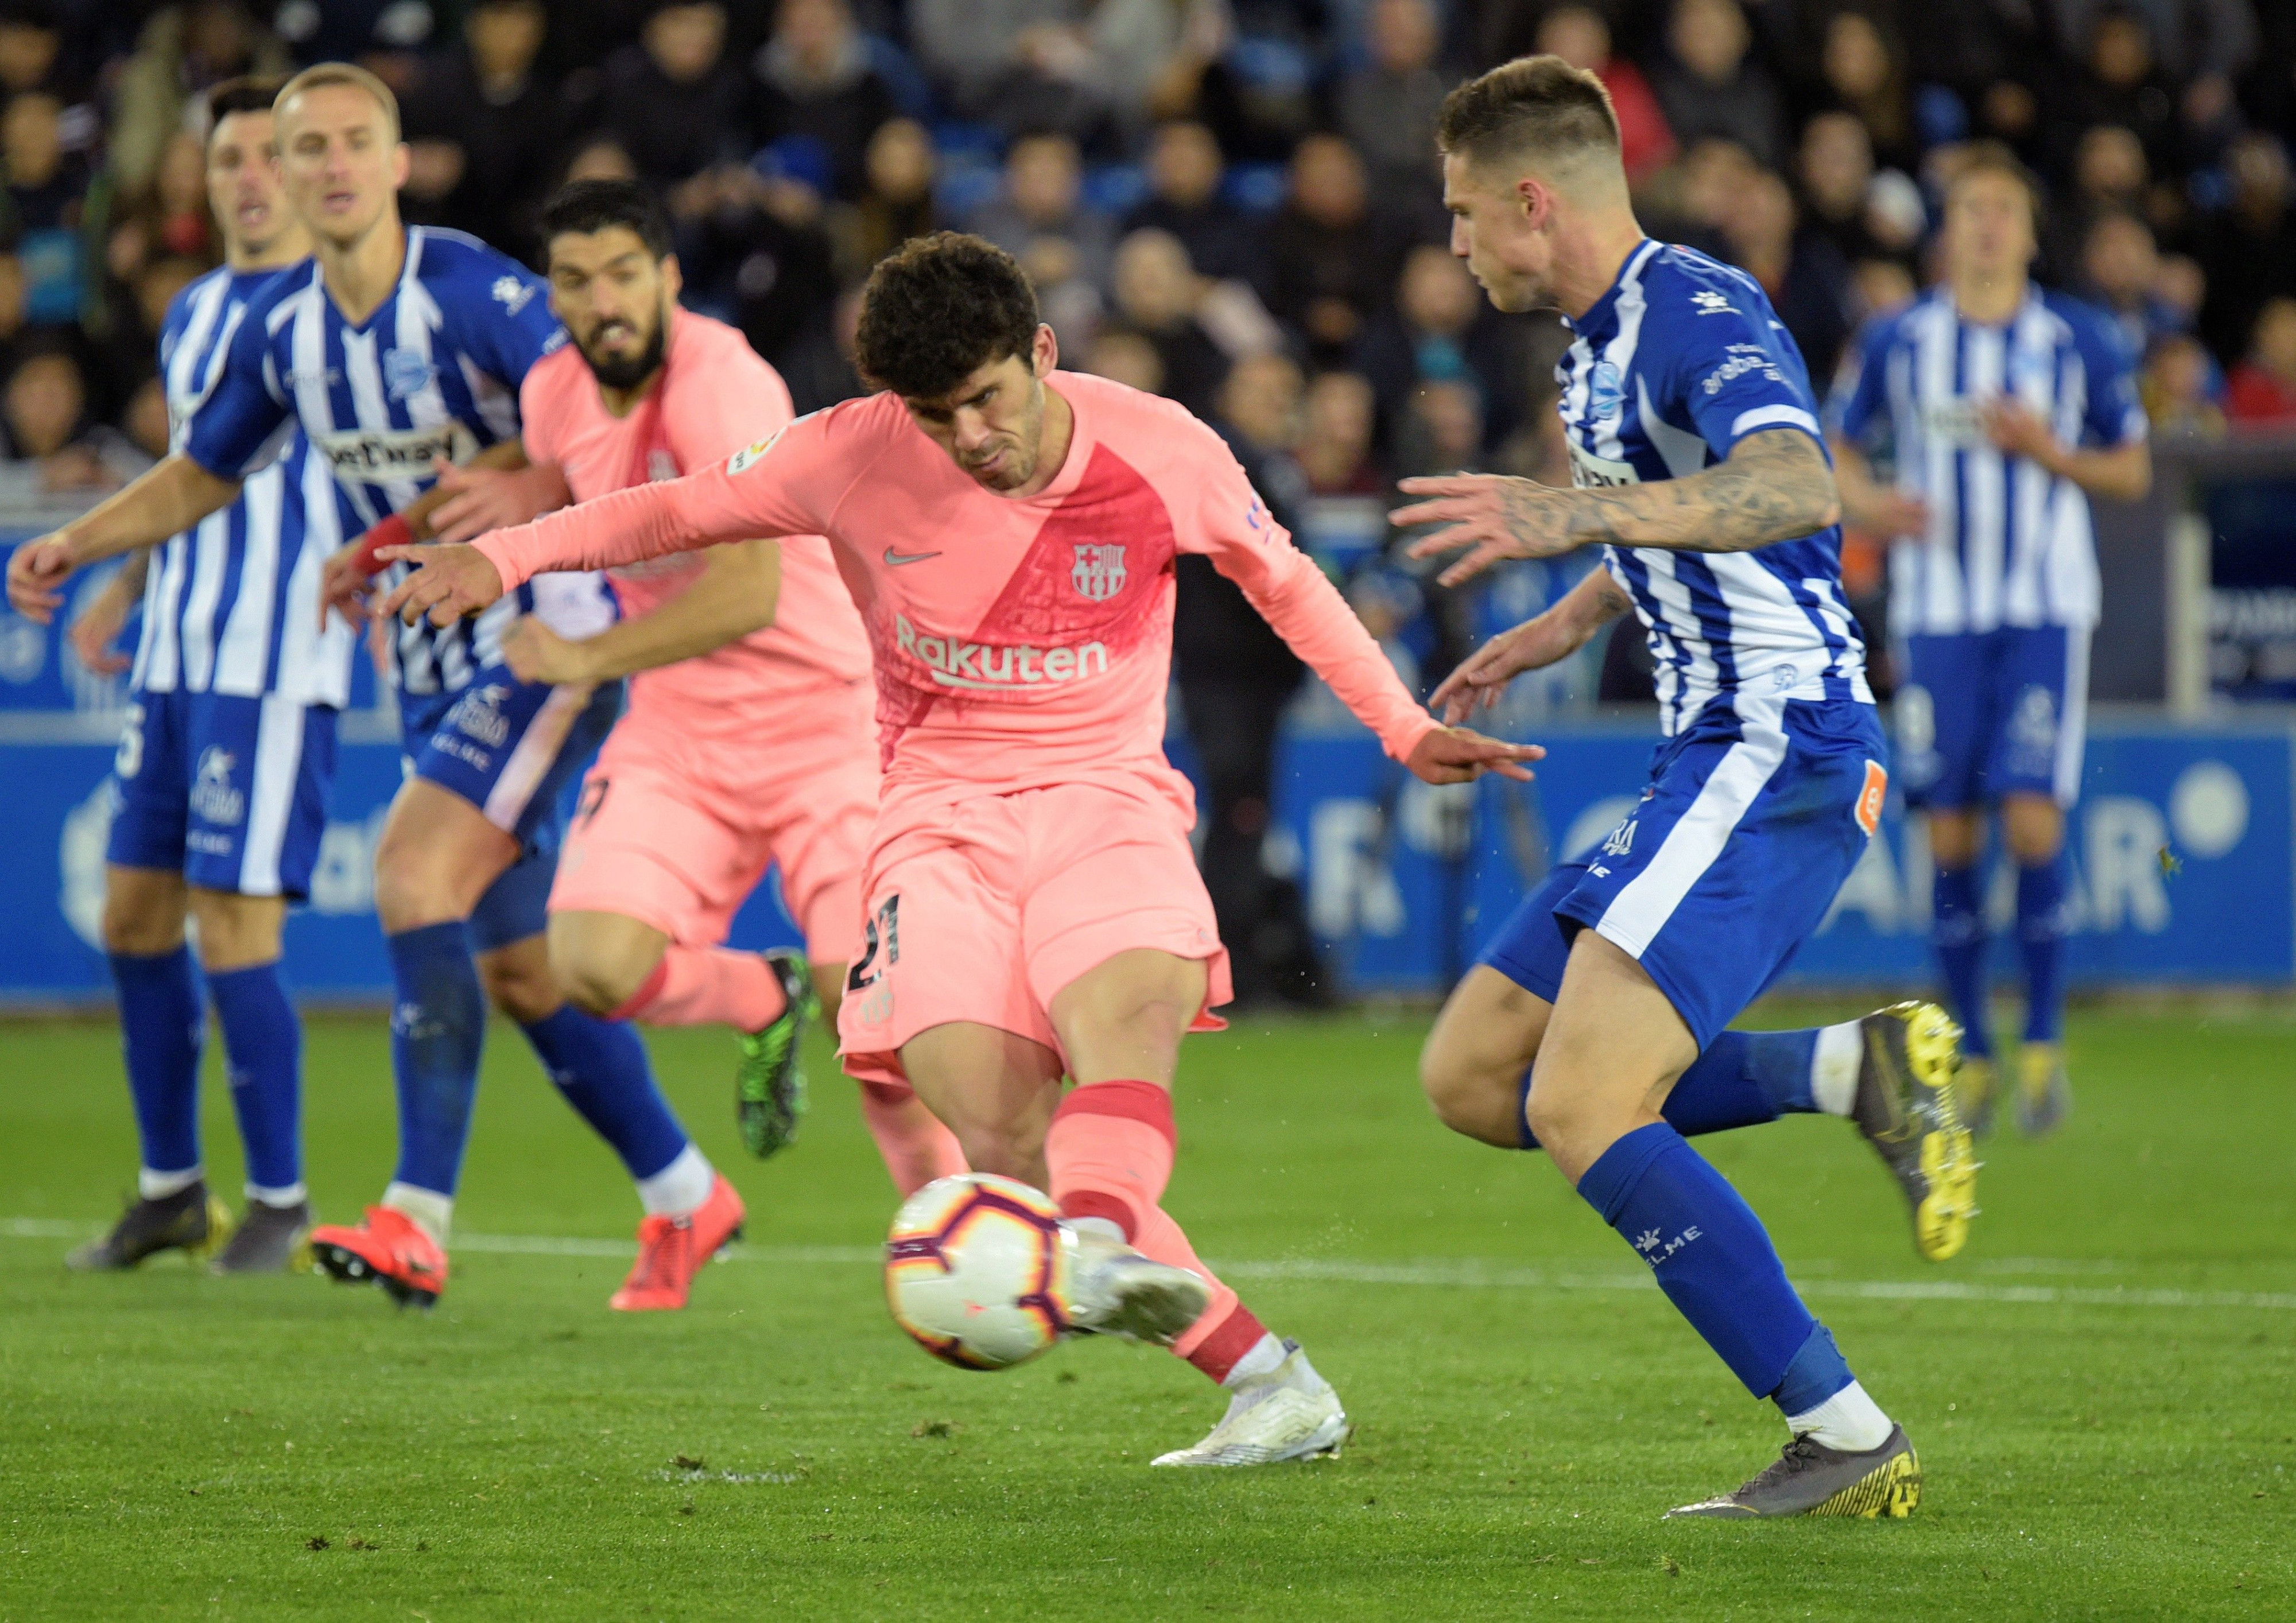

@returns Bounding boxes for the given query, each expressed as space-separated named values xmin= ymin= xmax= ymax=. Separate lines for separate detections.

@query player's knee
xmin=547 ymin=937 xmax=649 ymax=1018
xmin=1925 ymin=810 xmax=1984 ymax=872
xmin=2002 ymin=799 xmax=2064 ymax=866
xmin=100 ymin=887 xmax=183 ymax=957
xmin=1417 ymin=1042 xmax=1523 ymax=1148
xmin=553 ymin=962 xmax=633 ymax=1018
xmin=1520 ymin=1088 xmax=1587 ymax=1163
xmin=948 ymin=1123 xmax=1044 ymax=1187
xmin=186 ymin=891 xmax=284 ymax=971
xmin=371 ymin=838 xmax=459 ymax=934
xmin=477 ymin=950 xmax=561 ymax=1024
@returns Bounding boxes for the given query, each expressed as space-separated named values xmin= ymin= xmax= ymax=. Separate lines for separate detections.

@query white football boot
xmin=1060 ymin=1225 xmax=1211 ymax=1344
xmin=1151 ymin=1341 xmax=1351 ymax=1467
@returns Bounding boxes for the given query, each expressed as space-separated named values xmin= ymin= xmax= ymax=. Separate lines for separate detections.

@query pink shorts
xmin=837 ymin=774 xmax=1232 ymax=1088
xmin=548 ymin=680 xmax=878 ymax=965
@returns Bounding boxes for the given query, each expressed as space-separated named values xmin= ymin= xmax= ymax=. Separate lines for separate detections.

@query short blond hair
xmin=1437 ymin=55 xmax=1619 ymax=173
xmin=274 ymin=62 xmax=401 ymax=142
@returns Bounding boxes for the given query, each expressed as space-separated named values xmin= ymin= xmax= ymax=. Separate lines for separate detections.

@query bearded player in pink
xmin=422 ymin=184 xmax=966 ymax=1308
xmin=382 ymin=233 xmax=1538 ymax=1467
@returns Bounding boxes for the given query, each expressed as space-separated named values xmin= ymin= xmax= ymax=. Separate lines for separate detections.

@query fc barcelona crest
xmin=1071 ymin=543 xmax=1127 ymax=602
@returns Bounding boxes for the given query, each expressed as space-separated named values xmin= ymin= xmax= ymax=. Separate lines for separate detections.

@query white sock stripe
xmin=1810 ymin=1022 xmax=1864 ymax=1117
xmin=382 ymin=1182 xmax=454 ymax=1246
xmin=1221 ymin=1331 xmax=1287 ymax=1387
xmin=634 ymin=1144 xmax=714 ymax=1219
xmin=1786 ymin=1378 xmax=1895 ymax=1453
xmin=138 ymin=1166 xmax=203 ymax=1200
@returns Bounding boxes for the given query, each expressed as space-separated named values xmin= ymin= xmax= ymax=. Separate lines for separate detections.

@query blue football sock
xmin=1576 ymin=1123 xmax=1816 ymax=1399
xmin=1514 ymin=1030 xmax=1811 ymax=1150
xmin=1671 ymin=1029 xmax=1819 ymax=1126
xmin=208 ymin=961 xmax=303 ymax=1198
xmin=110 ymin=946 xmax=205 ymax=1179
xmin=1932 ymin=865 xmax=1992 ymax=1059
xmin=521 ymin=1005 xmax=688 ymax=1182
xmin=386 ymin=921 xmax=487 ymax=1198
xmin=2016 ymin=855 xmax=2069 ymax=1045
xmin=1773 ymin=1322 xmax=1856 ymax=1415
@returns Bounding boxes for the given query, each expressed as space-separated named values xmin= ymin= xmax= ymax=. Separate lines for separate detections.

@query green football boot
xmin=735 ymin=948 xmax=819 ymax=1158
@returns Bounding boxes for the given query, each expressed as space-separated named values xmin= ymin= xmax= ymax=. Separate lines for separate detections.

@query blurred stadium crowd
xmin=3 ymin=0 xmax=2294 ymax=624
xmin=3 ymin=3 xmax=2294 ymax=490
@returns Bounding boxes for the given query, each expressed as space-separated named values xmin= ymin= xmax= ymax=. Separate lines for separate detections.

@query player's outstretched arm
xmin=1395 ymin=429 xmax=1843 ymax=586
xmin=67 ymin=546 xmax=153 ymax=676
xmin=6 ymin=455 xmax=240 ymax=623
xmin=371 ymin=541 xmax=507 ymax=627
xmin=1430 ymin=569 xmax=1634 ymax=724
xmin=320 ymin=441 xmax=546 ymax=628
xmin=1828 ymin=438 xmax=1932 ymax=541
xmin=376 ymin=453 xmax=786 ymax=627
xmin=499 ymin=538 xmax=783 ymax=685
xmin=1202 ymin=495 xmax=1542 ymax=784
xmin=1404 ymin=725 xmax=1546 ymax=785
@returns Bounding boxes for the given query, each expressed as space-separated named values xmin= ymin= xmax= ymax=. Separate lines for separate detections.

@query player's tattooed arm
xmin=1393 ymin=429 xmax=1843 ymax=587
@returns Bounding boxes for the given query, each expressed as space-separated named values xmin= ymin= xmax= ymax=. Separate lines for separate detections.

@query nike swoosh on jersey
xmin=884 ymin=547 xmax=942 ymax=565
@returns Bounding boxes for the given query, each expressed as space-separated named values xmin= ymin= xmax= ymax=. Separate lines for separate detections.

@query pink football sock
xmin=1046 ymin=1080 xmax=1262 ymax=1384
xmin=610 ymin=945 xmax=788 ymax=1032
xmin=858 ymin=1078 xmax=969 ymax=1196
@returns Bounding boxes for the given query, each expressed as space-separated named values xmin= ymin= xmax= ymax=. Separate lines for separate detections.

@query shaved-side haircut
xmin=1436 ymin=54 xmax=1621 ymax=180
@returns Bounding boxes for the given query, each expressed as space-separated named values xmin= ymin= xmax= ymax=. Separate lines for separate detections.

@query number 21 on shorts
xmin=847 ymin=895 xmax=901 ymax=992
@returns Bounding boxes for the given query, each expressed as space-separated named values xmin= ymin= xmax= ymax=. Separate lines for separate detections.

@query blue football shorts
xmin=1479 ymin=693 xmax=1888 ymax=1050
xmin=1894 ymin=624 xmax=2089 ymax=811
xmin=107 ymin=686 xmax=338 ymax=899
xmin=398 ymin=667 xmax=621 ymax=951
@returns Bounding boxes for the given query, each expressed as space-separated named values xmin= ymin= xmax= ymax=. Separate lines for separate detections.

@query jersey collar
xmin=1562 ymin=238 xmax=1662 ymax=338
xmin=1029 ymin=371 xmax=1096 ymax=504
xmin=1942 ymin=278 xmax=2039 ymax=331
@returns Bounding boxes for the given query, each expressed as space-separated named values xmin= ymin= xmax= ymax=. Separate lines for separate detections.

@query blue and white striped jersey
xmin=183 ymin=227 xmax=614 ymax=700
xmin=1557 ymin=239 xmax=1872 ymax=736
xmin=131 ymin=263 xmax=355 ymax=708
xmin=1830 ymin=285 xmax=2144 ymax=635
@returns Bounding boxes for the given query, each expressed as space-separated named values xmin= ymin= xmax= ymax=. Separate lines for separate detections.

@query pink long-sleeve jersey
xmin=478 ymin=371 xmax=1438 ymax=806
xmin=518 ymin=309 xmax=867 ymax=738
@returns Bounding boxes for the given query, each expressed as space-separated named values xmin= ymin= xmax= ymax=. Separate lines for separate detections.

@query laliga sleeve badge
xmin=1855 ymin=759 xmax=1888 ymax=837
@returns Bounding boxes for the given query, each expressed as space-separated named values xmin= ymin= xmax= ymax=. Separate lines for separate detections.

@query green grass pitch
xmin=3 ymin=1002 xmax=2293 ymax=1619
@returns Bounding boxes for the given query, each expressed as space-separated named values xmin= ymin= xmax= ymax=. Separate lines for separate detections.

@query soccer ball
xmin=885 ymin=1174 xmax=1070 ymax=1370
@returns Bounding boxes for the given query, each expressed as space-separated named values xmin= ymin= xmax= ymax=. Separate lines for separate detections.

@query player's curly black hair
xmin=854 ymin=232 xmax=1042 ymax=401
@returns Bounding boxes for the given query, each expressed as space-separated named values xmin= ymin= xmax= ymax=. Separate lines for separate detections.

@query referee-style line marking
xmin=7 ymin=1218 xmax=2291 ymax=1313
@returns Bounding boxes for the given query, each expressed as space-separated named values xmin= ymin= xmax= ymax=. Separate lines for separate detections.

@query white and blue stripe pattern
xmin=1830 ymin=285 xmax=2145 ymax=635
xmin=130 ymin=265 xmax=354 ymax=709
xmin=185 ymin=227 xmax=614 ymax=700
xmin=1555 ymin=240 xmax=1873 ymax=737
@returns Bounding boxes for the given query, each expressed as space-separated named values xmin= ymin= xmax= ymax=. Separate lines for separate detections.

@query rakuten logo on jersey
xmin=895 ymin=614 xmax=1110 ymax=690
xmin=312 ymin=420 xmax=479 ymax=485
